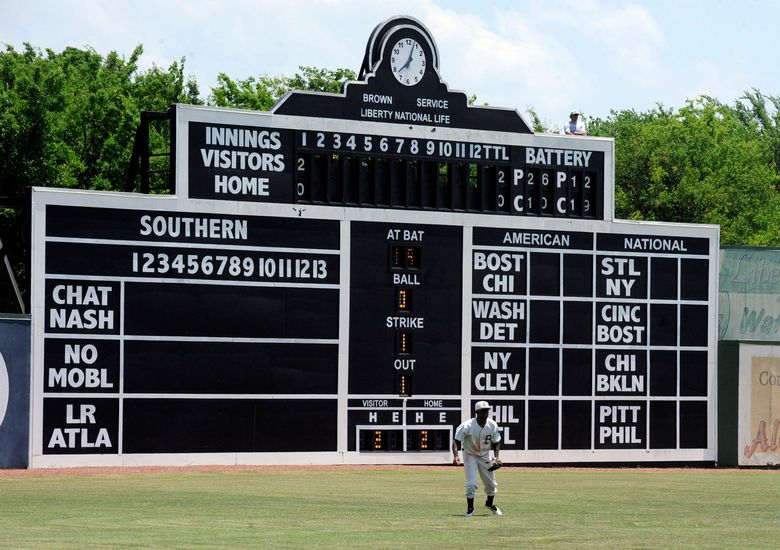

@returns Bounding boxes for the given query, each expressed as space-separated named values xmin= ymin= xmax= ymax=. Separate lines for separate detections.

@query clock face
xmin=390 ymin=38 xmax=426 ymax=86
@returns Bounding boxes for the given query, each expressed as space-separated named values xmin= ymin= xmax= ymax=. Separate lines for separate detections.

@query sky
xmin=1 ymin=0 xmax=779 ymax=128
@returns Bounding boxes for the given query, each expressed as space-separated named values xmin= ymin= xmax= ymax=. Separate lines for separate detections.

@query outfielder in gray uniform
xmin=452 ymin=400 xmax=502 ymax=516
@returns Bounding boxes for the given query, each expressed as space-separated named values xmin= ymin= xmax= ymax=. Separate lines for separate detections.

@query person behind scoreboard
xmin=452 ymin=400 xmax=503 ymax=516
xmin=564 ymin=111 xmax=587 ymax=135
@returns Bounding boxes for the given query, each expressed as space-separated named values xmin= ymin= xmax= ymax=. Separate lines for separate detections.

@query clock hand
xmin=400 ymin=44 xmax=415 ymax=72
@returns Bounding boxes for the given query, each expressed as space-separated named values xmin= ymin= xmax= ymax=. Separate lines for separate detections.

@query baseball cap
xmin=474 ymin=400 xmax=491 ymax=411
xmin=570 ymin=111 xmax=579 ymax=117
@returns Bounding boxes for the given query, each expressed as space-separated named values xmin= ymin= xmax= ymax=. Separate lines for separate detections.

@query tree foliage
xmin=209 ymin=66 xmax=356 ymax=110
xmin=524 ymin=107 xmax=559 ymax=133
xmin=0 ymin=43 xmax=201 ymax=197
xmin=734 ymin=89 xmax=780 ymax=182
xmin=0 ymin=43 xmax=201 ymax=311
xmin=589 ymin=97 xmax=780 ymax=245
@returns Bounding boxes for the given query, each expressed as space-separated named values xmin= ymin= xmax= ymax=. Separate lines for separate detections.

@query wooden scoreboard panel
xmin=469 ymin=227 xmax=712 ymax=456
xmin=187 ymin=119 xmax=606 ymax=219
xmin=30 ymin=187 xmax=717 ymax=466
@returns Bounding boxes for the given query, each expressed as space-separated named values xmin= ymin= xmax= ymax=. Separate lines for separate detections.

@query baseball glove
xmin=488 ymin=459 xmax=502 ymax=471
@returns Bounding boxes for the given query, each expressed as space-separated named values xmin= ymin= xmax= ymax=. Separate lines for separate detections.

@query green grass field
xmin=1 ymin=466 xmax=778 ymax=549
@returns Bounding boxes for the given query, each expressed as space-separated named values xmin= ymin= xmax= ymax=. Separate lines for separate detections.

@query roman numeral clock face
xmin=391 ymin=38 xmax=426 ymax=86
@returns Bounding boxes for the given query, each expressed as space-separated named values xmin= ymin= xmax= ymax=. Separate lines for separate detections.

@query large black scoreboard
xmin=28 ymin=16 xmax=718 ymax=467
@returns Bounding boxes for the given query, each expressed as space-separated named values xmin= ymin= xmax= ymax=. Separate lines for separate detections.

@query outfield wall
xmin=717 ymin=248 xmax=780 ymax=466
xmin=0 ymin=316 xmax=30 ymax=468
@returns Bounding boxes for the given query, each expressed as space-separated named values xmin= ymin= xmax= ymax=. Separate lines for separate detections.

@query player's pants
xmin=463 ymin=452 xmax=497 ymax=498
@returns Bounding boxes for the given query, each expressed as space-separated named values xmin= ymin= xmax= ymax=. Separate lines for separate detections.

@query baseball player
xmin=452 ymin=400 xmax=502 ymax=516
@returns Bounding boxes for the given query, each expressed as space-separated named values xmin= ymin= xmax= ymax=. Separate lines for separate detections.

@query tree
xmin=733 ymin=89 xmax=780 ymax=187
xmin=209 ymin=66 xmax=356 ymax=110
xmin=0 ymin=43 xmax=201 ymax=195
xmin=589 ymin=97 xmax=780 ymax=245
xmin=0 ymin=43 xmax=202 ymax=312
xmin=524 ymin=107 xmax=560 ymax=134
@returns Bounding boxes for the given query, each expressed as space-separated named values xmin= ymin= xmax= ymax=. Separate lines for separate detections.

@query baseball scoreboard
xmin=28 ymin=16 xmax=718 ymax=467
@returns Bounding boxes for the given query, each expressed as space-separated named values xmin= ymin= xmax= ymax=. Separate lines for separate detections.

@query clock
xmin=390 ymin=37 xmax=426 ymax=86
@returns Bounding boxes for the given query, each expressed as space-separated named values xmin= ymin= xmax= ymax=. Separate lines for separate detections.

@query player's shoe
xmin=466 ymin=507 xmax=474 ymax=517
xmin=485 ymin=503 xmax=502 ymax=516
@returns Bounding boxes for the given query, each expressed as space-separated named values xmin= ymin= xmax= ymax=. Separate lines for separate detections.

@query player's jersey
xmin=454 ymin=417 xmax=501 ymax=457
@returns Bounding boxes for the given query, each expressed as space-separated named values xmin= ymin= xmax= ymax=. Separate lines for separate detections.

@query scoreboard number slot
xmin=293 ymin=139 xmax=601 ymax=218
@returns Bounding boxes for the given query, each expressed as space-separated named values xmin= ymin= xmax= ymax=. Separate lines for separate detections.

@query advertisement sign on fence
xmin=739 ymin=344 xmax=780 ymax=465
